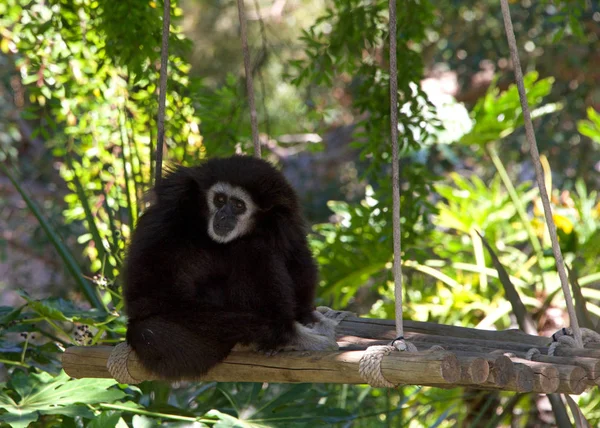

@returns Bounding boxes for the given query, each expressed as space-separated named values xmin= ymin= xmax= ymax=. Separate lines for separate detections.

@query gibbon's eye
xmin=214 ymin=193 xmax=227 ymax=208
xmin=231 ymin=198 xmax=246 ymax=214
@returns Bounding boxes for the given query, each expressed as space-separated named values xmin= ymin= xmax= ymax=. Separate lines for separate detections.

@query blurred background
xmin=1 ymin=0 xmax=600 ymax=426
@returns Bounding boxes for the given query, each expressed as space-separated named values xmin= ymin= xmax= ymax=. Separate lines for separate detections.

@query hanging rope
xmin=236 ymin=0 xmax=261 ymax=158
xmin=358 ymin=0 xmax=417 ymax=388
xmin=388 ymin=0 xmax=407 ymax=346
xmin=154 ymin=0 xmax=171 ymax=185
xmin=499 ymin=0 xmax=583 ymax=348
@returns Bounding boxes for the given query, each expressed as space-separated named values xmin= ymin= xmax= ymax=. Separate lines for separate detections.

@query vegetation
xmin=1 ymin=0 xmax=600 ymax=426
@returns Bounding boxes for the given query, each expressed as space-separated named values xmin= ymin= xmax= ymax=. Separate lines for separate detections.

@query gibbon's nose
xmin=213 ymin=205 xmax=236 ymax=236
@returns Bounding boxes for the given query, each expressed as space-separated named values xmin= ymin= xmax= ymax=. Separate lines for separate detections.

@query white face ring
xmin=206 ymin=182 xmax=258 ymax=243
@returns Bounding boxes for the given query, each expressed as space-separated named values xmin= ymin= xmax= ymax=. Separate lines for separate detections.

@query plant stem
xmin=0 ymin=359 xmax=31 ymax=368
xmin=45 ymin=319 xmax=77 ymax=346
xmin=98 ymin=403 xmax=216 ymax=424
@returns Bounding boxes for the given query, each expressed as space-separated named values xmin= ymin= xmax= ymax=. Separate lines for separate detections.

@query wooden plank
xmin=62 ymin=346 xmax=461 ymax=386
xmin=59 ymin=316 xmax=600 ymax=395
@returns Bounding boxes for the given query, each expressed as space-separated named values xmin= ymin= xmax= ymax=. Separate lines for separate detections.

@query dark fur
xmin=123 ymin=155 xmax=319 ymax=380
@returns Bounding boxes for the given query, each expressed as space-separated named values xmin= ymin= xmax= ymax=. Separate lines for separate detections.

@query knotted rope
xmin=358 ymin=339 xmax=420 ymax=388
xmin=548 ymin=327 xmax=600 ymax=357
xmin=359 ymin=345 xmax=400 ymax=388
xmin=107 ymin=342 xmax=141 ymax=384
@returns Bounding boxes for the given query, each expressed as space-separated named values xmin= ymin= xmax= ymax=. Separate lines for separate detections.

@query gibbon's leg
xmin=126 ymin=316 xmax=237 ymax=381
xmin=127 ymin=311 xmax=338 ymax=380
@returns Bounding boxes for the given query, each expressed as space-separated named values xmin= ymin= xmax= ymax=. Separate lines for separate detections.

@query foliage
xmin=292 ymin=0 xmax=440 ymax=177
xmin=578 ymin=107 xmax=600 ymax=145
xmin=461 ymin=71 xmax=560 ymax=147
xmin=0 ymin=371 xmax=127 ymax=428
xmin=1 ymin=0 xmax=205 ymax=282
xmin=2 ymin=0 xmax=600 ymax=427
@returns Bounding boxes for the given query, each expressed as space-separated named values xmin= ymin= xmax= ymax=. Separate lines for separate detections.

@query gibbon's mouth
xmin=213 ymin=219 xmax=236 ymax=236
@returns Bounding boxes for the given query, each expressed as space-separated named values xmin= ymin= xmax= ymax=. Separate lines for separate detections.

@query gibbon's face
xmin=206 ymin=182 xmax=258 ymax=243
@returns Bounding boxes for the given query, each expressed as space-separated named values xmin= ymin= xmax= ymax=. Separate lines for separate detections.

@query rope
xmin=107 ymin=342 xmax=141 ymax=384
xmin=359 ymin=345 xmax=399 ymax=388
xmin=154 ymin=0 xmax=171 ymax=186
xmin=526 ymin=347 xmax=540 ymax=360
xmin=500 ymin=0 xmax=582 ymax=348
xmin=548 ymin=327 xmax=600 ymax=356
xmin=236 ymin=0 xmax=261 ymax=158
xmin=388 ymin=0 xmax=405 ymax=344
xmin=356 ymin=0 xmax=420 ymax=390
xmin=428 ymin=345 xmax=445 ymax=352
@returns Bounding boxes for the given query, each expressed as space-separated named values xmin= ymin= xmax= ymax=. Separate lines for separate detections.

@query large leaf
xmin=578 ymin=107 xmax=600 ymax=144
xmin=86 ymin=411 xmax=127 ymax=428
xmin=0 ymin=370 xmax=127 ymax=427
xmin=460 ymin=71 xmax=557 ymax=147
xmin=17 ymin=290 xmax=109 ymax=324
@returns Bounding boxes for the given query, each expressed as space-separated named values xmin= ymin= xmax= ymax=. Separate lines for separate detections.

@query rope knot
xmin=107 ymin=342 xmax=141 ymax=384
xmin=359 ymin=340 xmax=418 ymax=388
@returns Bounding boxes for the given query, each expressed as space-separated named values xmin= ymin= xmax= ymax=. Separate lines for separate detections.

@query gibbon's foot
xmin=306 ymin=310 xmax=338 ymax=338
xmin=252 ymin=322 xmax=339 ymax=356
xmin=280 ymin=323 xmax=339 ymax=352
xmin=316 ymin=306 xmax=355 ymax=322
xmin=231 ymin=343 xmax=254 ymax=352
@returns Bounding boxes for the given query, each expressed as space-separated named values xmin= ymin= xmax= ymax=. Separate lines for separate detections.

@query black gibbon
xmin=123 ymin=155 xmax=338 ymax=380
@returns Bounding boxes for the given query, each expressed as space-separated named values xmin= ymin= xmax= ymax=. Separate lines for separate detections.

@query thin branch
xmin=252 ymin=0 xmax=271 ymax=139
xmin=237 ymin=0 xmax=261 ymax=158
xmin=155 ymin=0 xmax=171 ymax=185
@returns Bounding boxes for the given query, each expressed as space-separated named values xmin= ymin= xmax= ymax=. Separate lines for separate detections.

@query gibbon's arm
xmin=228 ymin=246 xmax=297 ymax=318
xmin=285 ymin=241 xmax=319 ymax=325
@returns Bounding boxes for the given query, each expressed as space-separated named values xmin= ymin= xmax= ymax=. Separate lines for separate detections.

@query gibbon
xmin=123 ymin=155 xmax=337 ymax=380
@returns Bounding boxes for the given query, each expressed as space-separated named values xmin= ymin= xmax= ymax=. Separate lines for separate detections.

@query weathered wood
xmin=60 ymin=316 xmax=600 ymax=395
xmin=459 ymin=352 xmax=514 ymax=387
xmin=338 ymin=336 xmax=538 ymax=356
xmin=506 ymin=364 xmax=534 ymax=392
xmin=554 ymin=347 xmax=600 ymax=359
xmin=508 ymin=357 xmax=559 ymax=393
xmin=553 ymin=364 xmax=588 ymax=395
xmin=458 ymin=356 xmax=489 ymax=384
xmin=339 ymin=316 xmax=550 ymax=347
xmin=515 ymin=352 xmax=600 ymax=384
xmin=485 ymin=355 xmax=515 ymax=388
xmin=62 ymin=346 xmax=461 ymax=385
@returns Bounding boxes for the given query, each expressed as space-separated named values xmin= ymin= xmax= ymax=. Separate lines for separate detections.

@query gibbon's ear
xmin=153 ymin=165 xmax=201 ymax=209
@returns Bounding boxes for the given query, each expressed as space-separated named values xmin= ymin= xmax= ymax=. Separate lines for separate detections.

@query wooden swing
xmin=61 ymin=0 xmax=600 ymax=395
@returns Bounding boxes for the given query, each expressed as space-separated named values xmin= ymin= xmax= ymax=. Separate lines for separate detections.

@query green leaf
xmin=86 ymin=411 xmax=123 ymax=428
xmin=0 ymin=305 xmax=24 ymax=325
xmin=460 ymin=71 xmax=555 ymax=147
xmin=17 ymin=290 xmax=109 ymax=324
xmin=0 ymin=370 xmax=127 ymax=427
xmin=0 ymin=411 xmax=39 ymax=428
